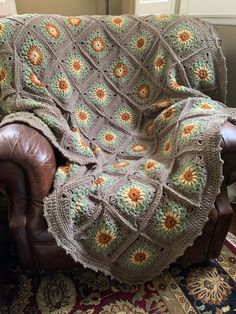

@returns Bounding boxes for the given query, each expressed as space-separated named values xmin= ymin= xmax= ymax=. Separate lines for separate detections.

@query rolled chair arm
xmin=0 ymin=123 xmax=56 ymax=200
xmin=221 ymin=121 xmax=236 ymax=185
xmin=0 ymin=123 xmax=56 ymax=267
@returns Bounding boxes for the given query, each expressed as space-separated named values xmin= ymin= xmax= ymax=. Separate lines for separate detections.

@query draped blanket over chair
xmin=0 ymin=14 xmax=233 ymax=283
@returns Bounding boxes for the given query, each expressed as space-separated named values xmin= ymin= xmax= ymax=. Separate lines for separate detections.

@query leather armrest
xmin=0 ymin=123 xmax=56 ymax=201
xmin=0 ymin=123 xmax=56 ymax=232
xmin=221 ymin=121 xmax=236 ymax=185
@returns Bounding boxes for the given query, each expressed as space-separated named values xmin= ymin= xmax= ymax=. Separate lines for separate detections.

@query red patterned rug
xmin=1 ymin=233 xmax=236 ymax=313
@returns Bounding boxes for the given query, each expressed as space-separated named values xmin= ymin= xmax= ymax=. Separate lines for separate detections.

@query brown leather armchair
xmin=0 ymin=120 xmax=235 ymax=271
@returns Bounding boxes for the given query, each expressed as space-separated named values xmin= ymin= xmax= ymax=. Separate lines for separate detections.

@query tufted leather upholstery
xmin=0 ymin=121 xmax=234 ymax=270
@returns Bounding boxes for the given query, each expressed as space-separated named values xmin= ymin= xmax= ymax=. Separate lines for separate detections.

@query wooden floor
xmin=230 ymin=204 xmax=236 ymax=236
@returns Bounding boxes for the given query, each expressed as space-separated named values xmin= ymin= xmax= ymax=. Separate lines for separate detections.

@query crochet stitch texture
xmin=0 ymin=14 xmax=232 ymax=283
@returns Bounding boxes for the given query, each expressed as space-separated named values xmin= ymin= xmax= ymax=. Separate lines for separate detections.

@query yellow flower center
xmin=171 ymin=79 xmax=181 ymax=90
xmin=114 ymin=63 xmax=127 ymax=78
xmin=121 ymin=112 xmax=131 ymax=121
xmin=113 ymin=161 xmax=129 ymax=168
xmin=155 ymin=56 xmax=164 ymax=68
xmin=164 ymin=141 xmax=171 ymax=152
xmin=165 ymin=215 xmax=177 ymax=229
xmin=30 ymin=72 xmax=44 ymax=87
xmin=98 ymin=232 xmax=112 ymax=245
xmin=46 ymin=23 xmax=60 ymax=39
xmin=96 ymin=89 xmax=105 ymax=99
xmin=163 ymin=108 xmax=173 ymax=119
xmin=0 ymin=24 xmax=4 ymax=32
xmin=200 ymin=103 xmax=212 ymax=110
xmin=198 ymin=69 xmax=208 ymax=79
xmin=183 ymin=125 xmax=195 ymax=135
xmin=59 ymin=164 xmax=71 ymax=174
xmin=179 ymin=31 xmax=191 ymax=42
xmin=136 ymin=37 xmax=145 ymax=48
xmin=127 ymin=188 xmax=142 ymax=202
xmin=104 ymin=133 xmax=115 ymax=142
xmin=68 ymin=17 xmax=81 ymax=26
xmin=113 ymin=17 xmax=123 ymax=26
xmin=138 ymin=84 xmax=150 ymax=99
xmin=0 ymin=69 xmax=6 ymax=82
xmin=158 ymin=15 xmax=169 ymax=20
xmin=132 ymin=144 xmax=146 ymax=152
xmin=92 ymin=37 xmax=105 ymax=52
xmin=58 ymin=79 xmax=68 ymax=91
xmin=146 ymin=161 xmax=157 ymax=169
xmin=28 ymin=45 xmax=43 ymax=65
xmin=78 ymin=111 xmax=87 ymax=121
xmin=134 ymin=252 xmax=146 ymax=263
xmin=72 ymin=60 xmax=81 ymax=71
xmin=94 ymin=177 xmax=105 ymax=186
xmin=183 ymin=170 xmax=195 ymax=182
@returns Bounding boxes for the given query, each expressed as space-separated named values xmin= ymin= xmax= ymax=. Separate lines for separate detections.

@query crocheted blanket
xmin=0 ymin=14 xmax=232 ymax=283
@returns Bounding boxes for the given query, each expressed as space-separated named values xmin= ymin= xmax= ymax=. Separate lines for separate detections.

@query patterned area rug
xmin=1 ymin=234 xmax=236 ymax=314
